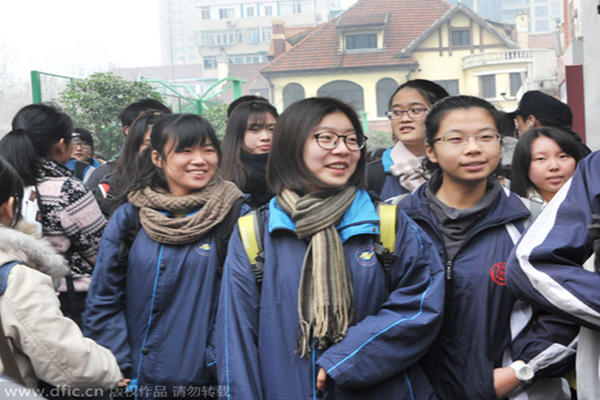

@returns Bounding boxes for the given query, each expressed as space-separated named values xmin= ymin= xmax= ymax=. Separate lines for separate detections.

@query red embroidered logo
xmin=490 ymin=262 xmax=506 ymax=286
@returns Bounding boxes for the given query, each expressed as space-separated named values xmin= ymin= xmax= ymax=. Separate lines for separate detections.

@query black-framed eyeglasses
xmin=385 ymin=108 xmax=429 ymax=120
xmin=430 ymin=132 xmax=502 ymax=146
xmin=313 ymin=132 xmax=367 ymax=151
xmin=72 ymin=137 xmax=91 ymax=149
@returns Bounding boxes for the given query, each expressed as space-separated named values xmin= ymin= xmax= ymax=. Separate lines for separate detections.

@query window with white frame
xmin=451 ymin=29 xmax=470 ymax=46
xmin=265 ymin=5 xmax=273 ymax=16
xmin=246 ymin=6 xmax=255 ymax=17
xmin=510 ymin=73 xmax=523 ymax=97
xmin=345 ymin=34 xmax=378 ymax=50
xmin=219 ymin=8 xmax=234 ymax=19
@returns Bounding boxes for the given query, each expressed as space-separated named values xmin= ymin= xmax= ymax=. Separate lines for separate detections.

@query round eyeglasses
xmin=385 ymin=107 xmax=429 ymax=120
xmin=430 ymin=132 xmax=501 ymax=146
xmin=313 ymin=132 xmax=367 ymax=151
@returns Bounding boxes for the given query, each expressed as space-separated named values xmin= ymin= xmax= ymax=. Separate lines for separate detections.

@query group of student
xmin=0 ymin=78 xmax=596 ymax=400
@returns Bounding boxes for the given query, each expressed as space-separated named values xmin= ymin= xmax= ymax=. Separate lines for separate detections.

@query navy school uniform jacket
xmin=84 ymin=202 xmax=223 ymax=394
xmin=367 ymin=147 xmax=410 ymax=201
xmin=216 ymin=189 xmax=445 ymax=399
xmin=507 ymin=151 xmax=600 ymax=399
xmin=398 ymin=182 xmax=578 ymax=400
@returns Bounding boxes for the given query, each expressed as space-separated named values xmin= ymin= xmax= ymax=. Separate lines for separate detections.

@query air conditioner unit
xmin=227 ymin=20 xmax=236 ymax=27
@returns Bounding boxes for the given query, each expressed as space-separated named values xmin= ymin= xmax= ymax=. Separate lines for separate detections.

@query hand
xmin=493 ymin=367 xmax=522 ymax=399
xmin=316 ymin=368 xmax=327 ymax=391
xmin=117 ymin=373 xmax=131 ymax=388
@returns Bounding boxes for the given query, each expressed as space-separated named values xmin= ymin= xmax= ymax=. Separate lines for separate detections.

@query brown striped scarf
xmin=276 ymin=186 xmax=357 ymax=357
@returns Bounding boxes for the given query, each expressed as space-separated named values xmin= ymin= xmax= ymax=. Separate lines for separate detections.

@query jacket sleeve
xmin=59 ymin=178 xmax=107 ymax=266
xmin=506 ymin=151 xmax=600 ymax=331
xmin=317 ymin=210 xmax=445 ymax=388
xmin=3 ymin=265 xmax=121 ymax=389
xmin=215 ymin=224 xmax=263 ymax=400
xmin=83 ymin=204 xmax=133 ymax=375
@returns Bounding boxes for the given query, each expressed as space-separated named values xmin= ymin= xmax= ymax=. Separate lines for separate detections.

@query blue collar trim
xmin=381 ymin=147 xmax=394 ymax=172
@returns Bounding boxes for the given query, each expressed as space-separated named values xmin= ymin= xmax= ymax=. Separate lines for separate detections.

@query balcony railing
xmin=463 ymin=49 xmax=555 ymax=69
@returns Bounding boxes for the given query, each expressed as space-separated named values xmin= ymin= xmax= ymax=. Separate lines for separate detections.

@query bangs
xmin=246 ymin=111 xmax=273 ymax=129
xmin=167 ymin=115 xmax=214 ymax=152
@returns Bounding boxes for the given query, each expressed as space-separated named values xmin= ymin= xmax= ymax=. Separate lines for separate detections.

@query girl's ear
xmin=0 ymin=197 xmax=15 ymax=227
xmin=151 ymin=149 xmax=163 ymax=169
xmin=425 ymin=142 xmax=438 ymax=164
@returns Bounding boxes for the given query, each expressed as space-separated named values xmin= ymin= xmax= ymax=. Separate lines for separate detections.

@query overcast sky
xmin=0 ymin=0 xmax=358 ymax=83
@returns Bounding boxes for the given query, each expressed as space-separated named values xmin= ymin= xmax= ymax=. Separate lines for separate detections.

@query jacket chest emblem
xmin=195 ymin=240 xmax=211 ymax=256
xmin=356 ymin=245 xmax=377 ymax=267
xmin=490 ymin=262 xmax=506 ymax=286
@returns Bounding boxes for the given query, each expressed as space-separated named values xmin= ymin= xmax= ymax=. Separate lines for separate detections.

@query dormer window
xmin=346 ymin=34 xmax=378 ymax=50
xmin=336 ymin=12 xmax=388 ymax=52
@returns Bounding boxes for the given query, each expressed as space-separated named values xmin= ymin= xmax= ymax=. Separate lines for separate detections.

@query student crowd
xmin=0 ymin=80 xmax=598 ymax=400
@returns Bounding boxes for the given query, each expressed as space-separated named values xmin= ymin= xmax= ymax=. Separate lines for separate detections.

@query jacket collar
xmin=38 ymin=158 xmax=72 ymax=179
xmin=400 ymin=179 xmax=531 ymax=229
xmin=381 ymin=147 xmax=394 ymax=173
xmin=268 ymin=189 xmax=380 ymax=243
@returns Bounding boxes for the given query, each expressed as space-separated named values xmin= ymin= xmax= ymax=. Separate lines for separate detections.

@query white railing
xmin=463 ymin=49 xmax=555 ymax=69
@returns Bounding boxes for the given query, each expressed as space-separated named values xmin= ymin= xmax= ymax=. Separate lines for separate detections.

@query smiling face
xmin=243 ymin=112 xmax=276 ymax=154
xmin=389 ymin=87 xmax=430 ymax=152
xmin=528 ymin=135 xmax=576 ymax=202
xmin=426 ymin=107 xmax=501 ymax=189
xmin=152 ymin=138 xmax=219 ymax=196
xmin=303 ymin=111 xmax=361 ymax=193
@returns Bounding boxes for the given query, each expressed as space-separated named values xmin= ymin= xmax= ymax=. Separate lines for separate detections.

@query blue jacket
xmin=507 ymin=151 xmax=600 ymax=399
xmin=84 ymin=203 xmax=221 ymax=393
xmin=398 ymin=182 xmax=578 ymax=400
xmin=216 ymin=189 xmax=445 ymax=400
xmin=368 ymin=147 xmax=410 ymax=201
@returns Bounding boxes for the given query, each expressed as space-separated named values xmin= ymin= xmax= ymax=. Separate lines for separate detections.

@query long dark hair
xmin=0 ymin=103 xmax=73 ymax=186
xmin=267 ymin=97 xmax=367 ymax=195
xmin=510 ymin=127 xmax=582 ymax=198
xmin=121 ymin=114 xmax=221 ymax=197
xmin=221 ymin=101 xmax=278 ymax=190
xmin=111 ymin=110 xmax=166 ymax=199
xmin=0 ymin=156 xmax=24 ymax=228
xmin=423 ymin=95 xmax=502 ymax=174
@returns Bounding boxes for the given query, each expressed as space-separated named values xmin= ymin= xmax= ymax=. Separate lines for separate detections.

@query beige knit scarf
xmin=128 ymin=177 xmax=243 ymax=245
xmin=276 ymin=186 xmax=357 ymax=357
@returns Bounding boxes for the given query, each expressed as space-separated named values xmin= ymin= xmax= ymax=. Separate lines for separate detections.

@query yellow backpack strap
xmin=238 ymin=213 xmax=260 ymax=265
xmin=378 ymin=203 xmax=397 ymax=253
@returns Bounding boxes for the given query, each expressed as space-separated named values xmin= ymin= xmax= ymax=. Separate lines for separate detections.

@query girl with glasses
xmin=221 ymin=100 xmax=279 ymax=208
xmin=367 ymin=79 xmax=449 ymax=200
xmin=215 ymin=97 xmax=445 ymax=399
xmin=394 ymin=95 xmax=577 ymax=400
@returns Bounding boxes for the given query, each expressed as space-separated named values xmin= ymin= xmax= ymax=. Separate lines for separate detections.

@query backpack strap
xmin=0 ymin=261 xmax=21 ymax=297
xmin=0 ymin=261 xmax=26 ymax=386
xmin=367 ymin=160 xmax=386 ymax=196
xmin=237 ymin=209 xmax=265 ymax=291
xmin=73 ymin=161 xmax=89 ymax=181
xmin=374 ymin=203 xmax=398 ymax=274
xmin=214 ymin=197 xmax=246 ymax=275
xmin=117 ymin=206 xmax=142 ymax=271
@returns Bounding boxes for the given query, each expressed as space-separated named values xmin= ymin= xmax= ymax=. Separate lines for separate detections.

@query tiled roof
xmin=219 ymin=63 xmax=270 ymax=103
xmin=261 ymin=0 xmax=452 ymax=74
xmin=335 ymin=13 xmax=388 ymax=29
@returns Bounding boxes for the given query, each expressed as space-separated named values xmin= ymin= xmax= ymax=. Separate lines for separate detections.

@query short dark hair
xmin=123 ymin=114 xmax=221 ymax=195
xmin=510 ymin=127 xmax=582 ymax=198
xmin=0 ymin=103 xmax=73 ymax=186
xmin=423 ymin=95 xmax=502 ymax=174
xmin=221 ymin=101 xmax=278 ymax=189
xmin=267 ymin=97 xmax=367 ymax=195
xmin=118 ymin=98 xmax=172 ymax=129
xmin=388 ymin=79 xmax=450 ymax=110
xmin=227 ymin=95 xmax=270 ymax=118
xmin=0 ymin=156 xmax=23 ymax=228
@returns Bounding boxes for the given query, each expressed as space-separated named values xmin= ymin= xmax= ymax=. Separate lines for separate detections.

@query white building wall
xmin=582 ymin=0 xmax=600 ymax=150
